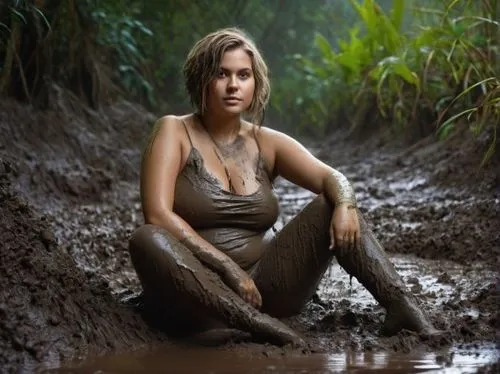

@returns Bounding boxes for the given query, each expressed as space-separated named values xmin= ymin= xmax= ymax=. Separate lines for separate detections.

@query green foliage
xmin=1 ymin=0 xmax=497 ymax=164
xmin=287 ymin=0 xmax=498 ymax=162
xmin=286 ymin=0 xmax=411 ymax=133
xmin=132 ymin=0 xmax=339 ymax=115
xmin=0 ymin=0 xmax=52 ymax=100
xmin=91 ymin=4 xmax=154 ymax=105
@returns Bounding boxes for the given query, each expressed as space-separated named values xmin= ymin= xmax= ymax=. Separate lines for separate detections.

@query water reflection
xmin=44 ymin=344 xmax=497 ymax=374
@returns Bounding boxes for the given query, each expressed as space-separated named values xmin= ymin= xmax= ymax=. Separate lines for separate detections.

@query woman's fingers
xmin=331 ymin=205 xmax=361 ymax=251
xmin=334 ymin=230 xmax=359 ymax=250
xmin=248 ymin=294 xmax=257 ymax=308
xmin=333 ymin=231 xmax=344 ymax=250
xmin=241 ymin=280 xmax=262 ymax=309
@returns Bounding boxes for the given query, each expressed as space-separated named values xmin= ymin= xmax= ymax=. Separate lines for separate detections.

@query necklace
xmin=197 ymin=114 xmax=240 ymax=193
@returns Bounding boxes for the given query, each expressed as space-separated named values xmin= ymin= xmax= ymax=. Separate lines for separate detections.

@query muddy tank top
xmin=173 ymin=121 xmax=280 ymax=271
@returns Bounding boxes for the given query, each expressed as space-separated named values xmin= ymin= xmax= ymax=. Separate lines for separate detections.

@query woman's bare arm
xmin=256 ymin=127 xmax=359 ymax=250
xmin=140 ymin=115 xmax=261 ymax=307
xmin=256 ymin=127 xmax=356 ymax=205
xmin=141 ymin=115 xmax=236 ymax=274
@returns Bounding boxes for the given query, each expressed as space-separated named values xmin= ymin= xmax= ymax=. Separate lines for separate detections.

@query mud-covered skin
xmin=334 ymin=213 xmax=439 ymax=336
xmin=130 ymin=192 xmax=436 ymax=342
xmin=252 ymin=195 xmax=333 ymax=317
xmin=129 ymin=225 xmax=305 ymax=347
xmin=173 ymin=138 xmax=279 ymax=271
xmin=127 ymin=195 xmax=333 ymax=345
xmin=324 ymin=169 xmax=357 ymax=208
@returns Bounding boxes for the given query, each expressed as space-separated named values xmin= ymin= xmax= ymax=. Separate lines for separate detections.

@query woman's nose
xmin=227 ymin=75 xmax=238 ymax=90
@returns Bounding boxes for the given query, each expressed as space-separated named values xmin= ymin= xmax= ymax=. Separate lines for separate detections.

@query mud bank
xmin=1 ymin=95 xmax=499 ymax=372
xmin=0 ymin=164 xmax=168 ymax=372
xmin=0 ymin=97 xmax=167 ymax=372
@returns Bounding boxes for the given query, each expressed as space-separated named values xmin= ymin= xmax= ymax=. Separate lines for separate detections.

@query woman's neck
xmin=198 ymin=112 xmax=241 ymax=145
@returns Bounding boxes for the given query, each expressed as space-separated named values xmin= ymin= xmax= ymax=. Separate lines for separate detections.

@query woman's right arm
xmin=140 ymin=116 xmax=261 ymax=308
xmin=141 ymin=115 xmax=233 ymax=274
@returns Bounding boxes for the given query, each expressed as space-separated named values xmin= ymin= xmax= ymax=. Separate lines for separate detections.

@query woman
xmin=129 ymin=27 xmax=438 ymax=346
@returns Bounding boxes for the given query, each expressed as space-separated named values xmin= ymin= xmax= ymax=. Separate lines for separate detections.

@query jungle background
xmin=0 ymin=0 xmax=499 ymax=372
xmin=1 ymin=0 xmax=498 ymax=145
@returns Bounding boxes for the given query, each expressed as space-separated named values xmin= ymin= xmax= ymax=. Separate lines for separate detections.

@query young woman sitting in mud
xmin=129 ymin=27 xmax=438 ymax=346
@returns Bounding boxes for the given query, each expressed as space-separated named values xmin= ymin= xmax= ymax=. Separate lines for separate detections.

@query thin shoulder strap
xmin=252 ymin=125 xmax=263 ymax=174
xmin=180 ymin=118 xmax=194 ymax=147
xmin=252 ymin=125 xmax=262 ymax=154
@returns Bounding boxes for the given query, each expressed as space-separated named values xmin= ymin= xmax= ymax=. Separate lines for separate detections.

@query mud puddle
xmin=43 ymin=344 xmax=498 ymax=373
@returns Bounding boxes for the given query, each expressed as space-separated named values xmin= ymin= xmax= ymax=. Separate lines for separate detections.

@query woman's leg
xmin=128 ymin=224 xmax=304 ymax=345
xmin=334 ymin=213 xmax=439 ymax=335
xmin=252 ymin=195 xmax=438 ymax=335
xmin=251 ymin=195 xmax=334 ymax=317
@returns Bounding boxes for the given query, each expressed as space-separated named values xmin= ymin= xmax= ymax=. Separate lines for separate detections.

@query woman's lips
xmin=223 ymin=97 xmax=242 ymax=105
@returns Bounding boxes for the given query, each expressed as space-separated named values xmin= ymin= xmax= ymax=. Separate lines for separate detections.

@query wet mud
xmin=0 ymin=96 xmax=499 ymax=372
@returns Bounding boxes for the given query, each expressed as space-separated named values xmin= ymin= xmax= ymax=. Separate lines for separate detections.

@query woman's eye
xmin=218 ymin=70 xmax=227 ymax=78
xmin=239 ymin=72 xmax=249 ymax=79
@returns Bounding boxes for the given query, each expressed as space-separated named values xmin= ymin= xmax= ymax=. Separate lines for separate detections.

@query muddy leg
xmin=334 ymin=213 xmax=439 ymax=335
xmin=129 ymin=224 xmax=304 ymax=346
xmin=253 ymin=195 xmax=438 ymax=336
xmin=252 ymin=195 xmax=334 ymax=317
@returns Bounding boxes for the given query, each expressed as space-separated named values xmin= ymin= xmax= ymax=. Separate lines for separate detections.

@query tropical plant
xmin=91 ymin=4 xmax=154 ymax=106
xmin=0 ymin=0 xmax=51 ymax=100
xmin=288 ymin=0 xmax=498 ymax=161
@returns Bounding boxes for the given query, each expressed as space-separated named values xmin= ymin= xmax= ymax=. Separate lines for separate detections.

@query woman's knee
xmin=129 ymin=224 xmax=177 ymax=268
xmin=130 ymin=224 xmax=174 ymax=254
xmin=129 ymin=224 xmax=152 ymax=249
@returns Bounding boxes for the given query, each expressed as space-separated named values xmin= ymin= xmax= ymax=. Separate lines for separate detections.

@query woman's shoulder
xmin=154 ymin=113 xmax=194 ymax=127
xmin=143 ymin=114 xmax=195 ymax=161
xmin=244 ymin=122 xmax=289 ymax=143
xmin=150 ymin=113 xmax=196 ymax=136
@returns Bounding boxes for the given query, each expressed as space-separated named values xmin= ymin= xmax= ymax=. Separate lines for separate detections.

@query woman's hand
xmin=222 ymin=262 xmax=262 ymax=309
xmin=329 ymin=203 xmax=361 ymax=251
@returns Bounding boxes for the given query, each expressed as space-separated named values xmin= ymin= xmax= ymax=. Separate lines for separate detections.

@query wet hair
xmin=183 ymin=27 xmax=270 ymax=126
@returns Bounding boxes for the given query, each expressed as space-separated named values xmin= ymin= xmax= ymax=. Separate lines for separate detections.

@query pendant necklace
xmin=198 ymin=114 xmax=239 ymax=193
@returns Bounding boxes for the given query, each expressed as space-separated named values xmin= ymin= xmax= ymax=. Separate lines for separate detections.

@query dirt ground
xmin=0 ymin=93 xmax=498 ymax=373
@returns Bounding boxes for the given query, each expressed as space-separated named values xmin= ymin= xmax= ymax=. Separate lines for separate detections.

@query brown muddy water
xmin=45 ymin=344 xmax=498 ymax=374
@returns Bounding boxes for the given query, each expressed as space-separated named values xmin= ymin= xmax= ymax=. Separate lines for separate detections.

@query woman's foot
xmin=381 ymin=296 xmax=442 ymax=336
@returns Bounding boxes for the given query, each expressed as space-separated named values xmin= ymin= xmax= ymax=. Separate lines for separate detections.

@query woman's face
xmin=206 ymin=47 xmax=255 ymax=117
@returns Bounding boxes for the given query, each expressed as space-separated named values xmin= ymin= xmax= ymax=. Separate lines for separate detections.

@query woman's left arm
xmin=259 ymin=127 xmax=360 ymax=251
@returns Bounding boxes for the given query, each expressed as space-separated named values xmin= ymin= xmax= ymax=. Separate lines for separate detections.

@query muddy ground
xmin=0 ymin=93 xmax=498 ymax=373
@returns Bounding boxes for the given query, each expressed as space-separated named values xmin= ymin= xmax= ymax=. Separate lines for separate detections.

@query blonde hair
xmin=183 ymin=27 xmax=270 ymax=126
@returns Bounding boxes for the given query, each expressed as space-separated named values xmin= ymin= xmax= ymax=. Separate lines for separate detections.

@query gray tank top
xmin=173 ymin=121 xmax=280 ymax=271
